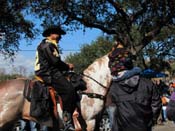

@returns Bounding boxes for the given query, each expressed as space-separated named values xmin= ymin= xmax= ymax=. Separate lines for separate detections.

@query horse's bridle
xmin=80 ymin=73 xmax=109 ymax=100
xmin=81 ymin=73 xmax=108 ymax=89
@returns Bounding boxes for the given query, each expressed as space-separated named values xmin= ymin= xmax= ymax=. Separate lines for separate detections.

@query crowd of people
xmin=154 ymin=79 xmax=175 ymax=124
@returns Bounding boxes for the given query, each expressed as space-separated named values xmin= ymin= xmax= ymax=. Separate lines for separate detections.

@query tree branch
xmin=64 ymin=7 xmax=117 ymax=34
xmin=107 ymin=0 xmax=129 ymax=19
xmin=107 ymin=0 xmax=131 ymax=30
xmin=136 ymin=13 xmax=173 ymax=53
xmin=72 ymin=15 xmax=117 ymax=34
xmin=131 ymin=0 xmax=150 ymax=22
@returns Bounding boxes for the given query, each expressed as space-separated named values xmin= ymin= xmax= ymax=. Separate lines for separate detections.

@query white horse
xmin=0 ymin=54 xmax=112 ymax=131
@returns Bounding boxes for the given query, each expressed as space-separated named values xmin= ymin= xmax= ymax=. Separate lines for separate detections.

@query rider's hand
xmin=68 ymin=63 xmax=74 ymax=70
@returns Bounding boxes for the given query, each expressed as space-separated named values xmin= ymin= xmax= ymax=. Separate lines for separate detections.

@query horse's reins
xmin=81 ymin=73 xmax=108 ymax=89
xmin=79 ymin=73 xmax=109 ymax=100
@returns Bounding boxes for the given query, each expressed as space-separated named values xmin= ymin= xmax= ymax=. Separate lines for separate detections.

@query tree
xmin=66 ymin=36 xmax=114 ymax=73
xmin=138 ymin=39 xmax=175 ymax=70
xmin=0 ymin=68 xmax=6 ymax=75
xmin=0 ymin=0 xmax=37 ymax=56
xmin=11 ymin=65 xmax=27 ymax=76
xmin=0 ymin=73 xmax=22 ymax=82
xmin=30 ymin=0 xmax=175 ymax=54
xmin=1 ymin=1 xmax=175 ymax=57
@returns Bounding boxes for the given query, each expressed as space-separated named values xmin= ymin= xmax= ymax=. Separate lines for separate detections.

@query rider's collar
xmin=46 ymin=37 xmax=57 ymax=46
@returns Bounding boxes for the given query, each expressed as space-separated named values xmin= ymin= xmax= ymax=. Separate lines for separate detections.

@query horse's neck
xmin=83 ymin=55 xmax=112 ymax=95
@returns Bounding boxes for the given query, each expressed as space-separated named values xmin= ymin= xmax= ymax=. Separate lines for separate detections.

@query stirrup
xmin=62 ymin=111 xmax=75 ymax=131
xmin=64 ymin=123 xmax=75 ymax=131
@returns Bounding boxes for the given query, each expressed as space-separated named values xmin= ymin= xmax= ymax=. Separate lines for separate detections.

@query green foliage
xmin=65 ymin=36 xmax=113 ymax=73
xmin=171 ymin=62 xmax=175 ymax=71
xmin=140 ymin=37 xmax=175 ymax=71
xmin=0 ymin=74 xmax=22 ymax=82
xmin=1 ymin=0 xmax=175 ymax=65
xmin=149 ymin=58 xmax=171 ymax=72
xmin=0 ymin=0 xmax=37 ymax=56
xmin=28 ymin=0 xmax=175 ymax=53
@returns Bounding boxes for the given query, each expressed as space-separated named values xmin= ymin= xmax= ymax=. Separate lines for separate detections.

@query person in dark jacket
xmin=166 ymin=90 xmax=175 ymax=121
xmin=34 ymin=25 xmax=76 ymax=130
xmin=108 ymin=41 xmax=162 ymax=131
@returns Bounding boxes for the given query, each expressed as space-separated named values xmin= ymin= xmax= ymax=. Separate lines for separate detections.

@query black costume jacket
xmin=110 ymin=75 xmax=162 ymax=131
xmin=35 ymin=39 xmax=69 ymax=84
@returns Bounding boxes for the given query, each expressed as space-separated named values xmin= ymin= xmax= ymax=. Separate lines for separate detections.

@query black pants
xmin=52 ymin=75 xmax=76 ymax=114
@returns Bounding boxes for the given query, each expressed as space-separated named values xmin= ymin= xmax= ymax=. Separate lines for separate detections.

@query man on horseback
xmin=34 ymin=25 xmax=76 ymax=130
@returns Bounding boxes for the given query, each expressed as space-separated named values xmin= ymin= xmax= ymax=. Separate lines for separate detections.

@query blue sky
xmin=0 ymin=28 xmax=102 ymax=75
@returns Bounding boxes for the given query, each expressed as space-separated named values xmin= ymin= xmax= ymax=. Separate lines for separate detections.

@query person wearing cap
xmin=34 ymin=26 xmax=76 ymax=130
xmin=108 ymin=41 xmax=162 ymax=131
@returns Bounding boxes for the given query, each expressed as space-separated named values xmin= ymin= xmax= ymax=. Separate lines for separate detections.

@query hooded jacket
xmin=110 ymin=74 xmax=161 ymax=131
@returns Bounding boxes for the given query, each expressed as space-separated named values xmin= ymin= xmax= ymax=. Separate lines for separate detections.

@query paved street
xmin=153 ymin=121 xmax=175 ymax=131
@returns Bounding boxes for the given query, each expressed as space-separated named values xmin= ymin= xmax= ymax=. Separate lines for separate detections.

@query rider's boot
xmin=63 ymin=111 xmax=75 ymax=131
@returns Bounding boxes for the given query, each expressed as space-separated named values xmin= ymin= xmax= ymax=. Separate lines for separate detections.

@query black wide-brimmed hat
xmin=42 ymin=26 xmax=66 ymax=37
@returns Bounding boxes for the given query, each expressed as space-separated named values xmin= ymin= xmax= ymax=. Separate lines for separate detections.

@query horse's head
xmin=83 ymin=54 xmax=112 ymax=94
xmin=80 ymin=54 xmax=112 ymax=128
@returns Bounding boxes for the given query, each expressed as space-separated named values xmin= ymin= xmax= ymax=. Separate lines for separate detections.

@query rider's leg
xmin=62 ymin=111 xmax=75 ymax=131
xmin=52 ymin=75 xmax=76 ymax=130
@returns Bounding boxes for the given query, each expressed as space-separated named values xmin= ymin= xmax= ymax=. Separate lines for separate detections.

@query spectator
xmin=20 ymin=120 xmax=37 ymax=131
xmin=169 ymin=82 xmax=175 ymax=94
xmin=108 ymin=41 xmax=162 ymax=131
xmin=166 ymin=89 xmax=175 ymax=122
xmin=156 ymin=80 xmax=170 ymax=123
xmin=161 ymin=94 xmax=170 ymax=122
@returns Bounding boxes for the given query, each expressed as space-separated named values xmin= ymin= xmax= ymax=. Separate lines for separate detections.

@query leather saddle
xmin=23 ymin=77 xmax=61 ymax=119
xmin=23 ymin=77 xmax=84 ymax=131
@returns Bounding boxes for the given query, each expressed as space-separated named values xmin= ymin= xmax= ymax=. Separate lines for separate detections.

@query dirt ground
xmin=153 ymin=121 xmax=175 ymax=131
